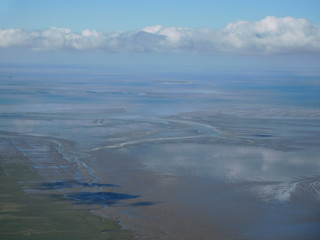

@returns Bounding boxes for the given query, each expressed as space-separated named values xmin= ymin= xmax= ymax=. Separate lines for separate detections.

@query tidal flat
xmin=0 ymin=137 xmax=133 ymax=240
xmin=0 ymin=65 xmax=320 ymax=239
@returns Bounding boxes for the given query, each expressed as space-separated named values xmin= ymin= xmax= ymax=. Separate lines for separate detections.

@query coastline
xmin=1 ymin=111 xmax=320 ymax=239
xmin=1 ymin=65 xmax=319 ymax=239
xmin=0 ymin=133 xmax=134 ymax=240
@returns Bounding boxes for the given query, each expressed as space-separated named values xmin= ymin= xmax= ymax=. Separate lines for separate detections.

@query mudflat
xmin=1 ymin=66 xmax=320 ymax=239
xmin=0 ymin=135 xmax=133 ymax=240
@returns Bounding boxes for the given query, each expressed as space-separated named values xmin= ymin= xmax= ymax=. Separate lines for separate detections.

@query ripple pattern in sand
xmin=256 ymin=175 xmax=320 ymax=202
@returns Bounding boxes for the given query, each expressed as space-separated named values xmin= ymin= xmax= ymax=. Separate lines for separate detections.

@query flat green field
xmin=0 ymin=153 xmax=133 ymax=240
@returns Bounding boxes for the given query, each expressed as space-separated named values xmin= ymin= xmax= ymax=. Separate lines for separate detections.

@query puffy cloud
xmin=0 ymin=16 xmax=319 ymax=54
xmin=0 ymin=27 xmax=103 ymax=50
xmin=221 ymin=16 xmax=320 ymax=53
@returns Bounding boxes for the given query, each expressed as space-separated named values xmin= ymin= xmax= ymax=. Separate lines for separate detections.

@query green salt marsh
xmin=0 ymin=152 xmax=133 ymax=240
xmin=1 ymin=66 xmax=320 ymax=239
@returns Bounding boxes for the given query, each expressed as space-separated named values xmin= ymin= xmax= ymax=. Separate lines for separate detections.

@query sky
xmin=0 ymin=0 xmax=320 ymax=70
xmin=1 ymin=0 xmax=320 ymax=31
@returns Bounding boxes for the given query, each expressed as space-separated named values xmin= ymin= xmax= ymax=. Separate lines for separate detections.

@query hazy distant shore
xmin=1 ymin=66 xmax=320 ymax=239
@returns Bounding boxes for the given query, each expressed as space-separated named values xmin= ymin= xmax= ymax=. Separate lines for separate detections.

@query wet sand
xmin=86 ymin=113 xmax=320 ymax=240
xmin=1 ymin=66 xmax=320 ymax=239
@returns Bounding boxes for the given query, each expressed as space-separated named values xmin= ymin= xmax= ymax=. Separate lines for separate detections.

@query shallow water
xmin=1 ymin=65 xmax=320 ymax=239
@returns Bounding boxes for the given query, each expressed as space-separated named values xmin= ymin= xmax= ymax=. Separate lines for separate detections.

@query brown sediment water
xmin=1 ymin=67 xmax=320 ymax=239
xmin=86 ymin=136 xmax=320 ymax=240
xmin=2 ymin=123 xmax=320 ymax=239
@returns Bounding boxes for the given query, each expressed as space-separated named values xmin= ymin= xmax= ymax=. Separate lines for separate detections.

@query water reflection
xmin=39 ymin=180 xmax=120 ymax=190
xmin=1 ymin=67 xmax=320 ymax=239
xmin=129 ymin=143 xmax=320 ymax=202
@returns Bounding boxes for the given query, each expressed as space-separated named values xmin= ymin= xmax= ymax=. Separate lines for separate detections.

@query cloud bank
xmin=1 ymin=16 xmax=319 ymax=54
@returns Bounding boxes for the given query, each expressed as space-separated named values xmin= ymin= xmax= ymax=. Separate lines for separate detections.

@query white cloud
xmin=0 ymin=16 xmax=319 ymax=54
xmin=221 ymin=16 xmax=320 ymax=53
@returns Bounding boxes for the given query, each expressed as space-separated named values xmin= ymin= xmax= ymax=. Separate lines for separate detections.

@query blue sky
xmin=0 ymin=0 xmax=319 ymax=70
xmin=1 ymin=0 xmax=319 ymax=31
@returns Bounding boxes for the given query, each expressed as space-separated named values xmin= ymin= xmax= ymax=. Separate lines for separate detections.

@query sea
xmin=1 ymin=64 xmax=320 ymax=239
